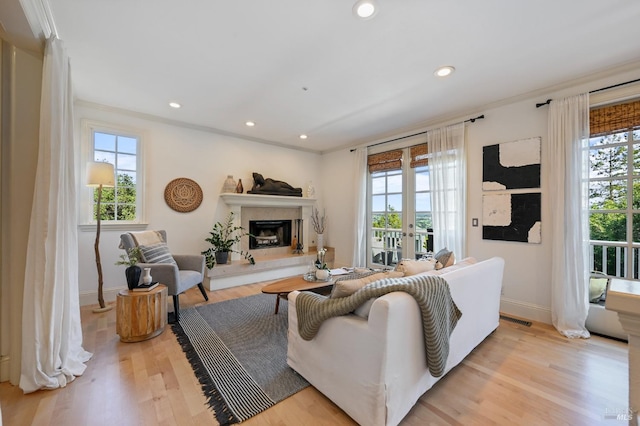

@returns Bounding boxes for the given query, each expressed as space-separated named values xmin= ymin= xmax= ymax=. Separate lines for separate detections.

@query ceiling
xmin=4 ymin=1 xmax=640 ymax=152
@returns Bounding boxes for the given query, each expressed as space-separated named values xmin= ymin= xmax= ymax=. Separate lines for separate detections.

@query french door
xmin=368 ymin=147 xmax=433 ymax=267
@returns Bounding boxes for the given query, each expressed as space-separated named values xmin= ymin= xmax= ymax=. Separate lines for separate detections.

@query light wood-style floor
xmin=1 ymin=281 xmax=629 ymax=426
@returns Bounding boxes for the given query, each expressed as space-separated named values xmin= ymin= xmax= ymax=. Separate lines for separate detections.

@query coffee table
xmin=261 ymin=275 xmax=333 ymax=314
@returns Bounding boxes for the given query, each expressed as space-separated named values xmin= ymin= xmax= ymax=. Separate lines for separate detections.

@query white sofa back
xmin=288 ymin=257 xmax=505 ymax=426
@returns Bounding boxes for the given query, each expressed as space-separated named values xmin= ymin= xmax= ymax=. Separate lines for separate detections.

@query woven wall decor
xmin=164 ymin=178 xmax=203 ymax=212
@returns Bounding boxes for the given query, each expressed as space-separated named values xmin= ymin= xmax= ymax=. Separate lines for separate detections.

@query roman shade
xmin=590 ymin=99 xmax=640 ymax=137
xmin=368 ymin=150 xmax=403 ymax=172
xmin=409 ymin=143 xmax=428 ymax=168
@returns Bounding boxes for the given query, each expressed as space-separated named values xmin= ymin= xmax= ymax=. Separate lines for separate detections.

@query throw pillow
xmin=434 ymin=248 xmax=455 ymax=269
xmin=139 ymin=242 xmax=177 ymax=264
xmin=330 ymin=271 xmax=404 ymax=299
xmin=430 ymin=257 xmax=477 ymax=275
xmin=589 ymin=277 xmax=609 ymax=303
xmin=395 ymin=258 xmax=438 ymax=276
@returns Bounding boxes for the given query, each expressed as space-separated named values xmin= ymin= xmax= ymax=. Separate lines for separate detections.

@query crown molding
xmin=19 ymin=0 xmax=57 ymax=40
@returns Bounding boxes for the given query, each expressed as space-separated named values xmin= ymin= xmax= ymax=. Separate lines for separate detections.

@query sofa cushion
xmin=395 ymin=258 xmax=439 ymax=276
xmin=139 ymin=242 xmax=177 ymax=264
xmin=330 ymin=271 xmax=404 ymax=298
xmin=434 ymin=248 xmax=455 ymax=269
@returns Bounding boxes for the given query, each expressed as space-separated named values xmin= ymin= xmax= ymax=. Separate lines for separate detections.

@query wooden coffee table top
xmin=261 ymin=275 xmax=333 ymax=295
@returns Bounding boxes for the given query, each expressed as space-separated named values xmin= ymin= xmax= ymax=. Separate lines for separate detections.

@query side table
xmin=116 ymin=284 xmax=168 ymax=342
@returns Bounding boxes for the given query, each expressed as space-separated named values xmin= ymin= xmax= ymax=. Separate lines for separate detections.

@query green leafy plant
xmin=202 ymin=212 xmax=255 ymax=269
xmin=114 ymin=246 xmax=142 ymax=267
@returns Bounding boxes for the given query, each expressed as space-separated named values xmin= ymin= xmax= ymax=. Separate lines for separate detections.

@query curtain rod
xmin=349 ymin=114 xmax=484 ymax=152
xmin=535 ymin=77 xmax=640 ymax=108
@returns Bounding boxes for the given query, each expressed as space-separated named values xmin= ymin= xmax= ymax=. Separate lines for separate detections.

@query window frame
xmin=79 ymin=119 xmax=147 ymax=231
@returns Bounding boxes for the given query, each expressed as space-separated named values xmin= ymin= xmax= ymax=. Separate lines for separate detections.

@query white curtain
xmin=546 ymin=93 xmax=591 ymax=338
xmin=428 ymin=123 xmax=467 ymax=258
xmin=20 ymin=37 xmax=92 ymax=393
xmin=352 ymin=147 xmax=368 ymax=267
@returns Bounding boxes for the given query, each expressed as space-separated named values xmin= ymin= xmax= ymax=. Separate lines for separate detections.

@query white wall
xmin=76 ymin=104 xmax=322 ymax=305
xmin=321 ymin=66 xmax=640 ymax=324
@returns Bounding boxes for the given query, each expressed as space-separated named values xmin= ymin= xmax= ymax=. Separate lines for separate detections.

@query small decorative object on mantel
xmin=235 ymin=179 xmax=244 ymax=194
xmin=164 ymin=177 xmax=203 ymax=212
xmin=311 ymin=207 xmax=326 ymax=250
xmin=247 ymin=172 xmax=303 ymax=197
xmin=306 ymin=180 xmax=316 ymax=198
xmin=222 ymin=175 xmax=237 ymax=193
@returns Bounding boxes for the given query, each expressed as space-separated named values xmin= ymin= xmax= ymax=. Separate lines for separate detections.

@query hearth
xmin=249 ymin=220 xmax=292 ymax=249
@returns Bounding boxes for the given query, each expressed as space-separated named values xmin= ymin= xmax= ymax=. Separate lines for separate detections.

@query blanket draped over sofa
xmin=295 ymin=275 xmax=462 ymax=377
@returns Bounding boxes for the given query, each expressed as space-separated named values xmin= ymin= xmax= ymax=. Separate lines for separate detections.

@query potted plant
xmin=202 ymin=212 xmax=255 ymax=269
xmin=115 ymin=246 xmax=143 ymax=290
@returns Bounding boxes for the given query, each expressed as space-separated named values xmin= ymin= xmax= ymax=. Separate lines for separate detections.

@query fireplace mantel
xmin=220 ymin=193 xmax=316 ymax=208
xmin=220 ymin=193 xmax=316 ymax=262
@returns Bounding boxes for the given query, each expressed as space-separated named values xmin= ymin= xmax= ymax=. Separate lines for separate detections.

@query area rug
xmin=171 ymin=293 xmax=309 ymax=425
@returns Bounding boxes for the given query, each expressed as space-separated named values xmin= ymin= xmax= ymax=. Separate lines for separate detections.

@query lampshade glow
xmin=87 ymin=162 xmax=115 ymax=187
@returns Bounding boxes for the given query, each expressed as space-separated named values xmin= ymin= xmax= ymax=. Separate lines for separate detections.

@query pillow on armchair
xmin=139 ymin=242 xmax=177 ymax=264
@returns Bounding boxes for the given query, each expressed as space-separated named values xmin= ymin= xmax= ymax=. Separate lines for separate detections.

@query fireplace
xmin=249 ymin=220 xmax=292 ymax=249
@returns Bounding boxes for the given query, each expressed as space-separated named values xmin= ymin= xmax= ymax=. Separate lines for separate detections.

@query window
xmin=589 ymin=99 xmax=640 ymax=278
xmin=83 ymin=120 xmax=144 ymax=226
xmin=368 ymin=144 xmax=433 ymax=267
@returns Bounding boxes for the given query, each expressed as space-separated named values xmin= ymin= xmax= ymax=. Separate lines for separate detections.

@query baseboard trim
xmin=79 ymin=286 xmax=126 ymax=307
xmin=500 ymin=297 xmax=552 ymax=325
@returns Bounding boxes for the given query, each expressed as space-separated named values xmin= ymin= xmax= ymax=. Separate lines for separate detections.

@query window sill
xmin=79 ymin=222 xmax=149 ymax=232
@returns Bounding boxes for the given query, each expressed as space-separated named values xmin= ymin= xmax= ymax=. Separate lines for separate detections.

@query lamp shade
xmin=87 ymin=162 xmax=115 ymax=187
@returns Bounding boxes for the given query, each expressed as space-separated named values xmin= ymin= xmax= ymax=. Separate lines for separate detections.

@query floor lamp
xmin=87 ymin=161 xmax=115 ymax=313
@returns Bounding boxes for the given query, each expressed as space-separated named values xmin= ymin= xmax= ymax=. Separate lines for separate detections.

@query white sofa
xmin=287 ymin=256 xmax=505 ymax=426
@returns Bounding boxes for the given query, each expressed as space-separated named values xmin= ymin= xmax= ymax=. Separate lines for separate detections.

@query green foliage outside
xmin=589 ymin=130 xmax=640 ymax=276
xmin=94 ymin=173 xmax=137 ymax=220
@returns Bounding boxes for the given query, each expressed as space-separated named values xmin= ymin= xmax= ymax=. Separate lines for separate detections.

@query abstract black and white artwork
xmin=483 ymin=137 xmax=541 ymax=190
xmin=482 ymin=192 xmax=541 ymax=243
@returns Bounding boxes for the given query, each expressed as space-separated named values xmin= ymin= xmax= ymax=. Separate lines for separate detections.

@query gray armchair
xmin=120 ymin=230 xmax=208 ymax=322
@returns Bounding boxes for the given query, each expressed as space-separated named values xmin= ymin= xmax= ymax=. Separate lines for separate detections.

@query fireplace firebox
xmin=249 ymin=220 xmax=292 ymax=249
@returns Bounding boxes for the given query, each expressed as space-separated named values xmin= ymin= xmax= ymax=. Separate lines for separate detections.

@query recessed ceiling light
xmin=245 ymin=121 xmax=255 ymax=127
xmin=353 ymin=0 xmax=377 ymax=19
xmin=169 ymin=102 xmax=181 ymax=108
xmin=434 ymin=66 xmax=455 ymax=78
xmin=299 ymin=134 xmax=308 ymax=140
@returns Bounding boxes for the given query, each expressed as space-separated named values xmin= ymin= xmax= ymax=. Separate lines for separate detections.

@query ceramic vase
xmin=125 ymin=265 xmax=142 ymax=290
xmin=222 ymin=175 xmax=237 ymax=193
xmin=317 ymin=233 xmax=324 ymax=250
xmin=315 ymin=268 xmax=330 ymax=280
xmin=236 ymin=179 xmax=244 ymax=193
xmin=142 ymin=267 xmax=152 ymax=284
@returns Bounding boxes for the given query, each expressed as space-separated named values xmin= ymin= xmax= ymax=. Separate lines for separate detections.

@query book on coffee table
xmin=132 ymin=282 xmax=159 ymax=292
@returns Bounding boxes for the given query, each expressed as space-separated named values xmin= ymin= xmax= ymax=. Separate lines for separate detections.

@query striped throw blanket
xmin=295 ymin=275 xmax=462 ymax=377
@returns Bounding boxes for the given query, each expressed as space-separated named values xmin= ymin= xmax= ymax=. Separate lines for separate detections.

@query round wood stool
xmin=116 ymin=284 xmax=167 ymax=342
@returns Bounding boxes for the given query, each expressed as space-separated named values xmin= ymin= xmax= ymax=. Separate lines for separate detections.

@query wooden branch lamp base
xmin=92 ymin=305 xmax=114 ymax=313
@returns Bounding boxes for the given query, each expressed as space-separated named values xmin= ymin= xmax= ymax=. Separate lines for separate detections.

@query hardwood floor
xmin=0 ymin=282 xmax=628 ymax=426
